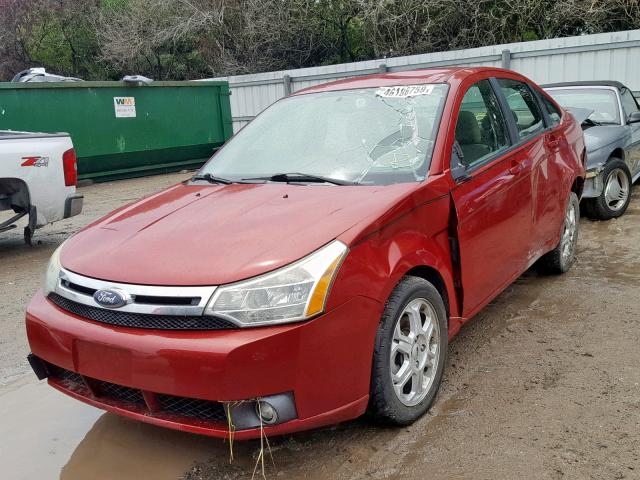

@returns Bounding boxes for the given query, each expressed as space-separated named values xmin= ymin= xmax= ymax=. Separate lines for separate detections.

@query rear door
xmin=450 ymin=78 xmax=534 ymax=317
xmin=498 ymin=78 xmax=560 ymax=258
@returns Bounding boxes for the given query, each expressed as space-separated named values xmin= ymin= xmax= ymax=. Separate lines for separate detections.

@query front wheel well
xmin=404 ymin=266 xmax=449 ymax=317
xmin=571 ymin=176 xmax=584 ymax=199
xmin=610 ymin=148 xmax=624 ymax=161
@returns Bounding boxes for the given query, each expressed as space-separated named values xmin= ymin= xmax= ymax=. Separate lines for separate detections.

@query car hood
xmin=61 ymin=182 xmax=417 ymax=286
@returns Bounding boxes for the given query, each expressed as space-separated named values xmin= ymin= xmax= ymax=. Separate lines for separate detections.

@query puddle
xmin=0 ymin=376 xmax=223 ymax=480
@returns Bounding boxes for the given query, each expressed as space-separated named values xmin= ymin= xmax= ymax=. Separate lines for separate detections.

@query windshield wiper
xmin=241 ymin=172 xmax=356 ymax=186
xmin=582 ymin=118 xmax=602 ymax=127
xmin=191 ymin=173 xmax=234 ymax=185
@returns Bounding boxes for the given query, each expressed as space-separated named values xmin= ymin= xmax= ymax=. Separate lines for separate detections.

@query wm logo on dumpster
xmin=114 ymin=97 xmax=135 ymax=106
xmin=114 ymin=96 xmax=136 ymax=118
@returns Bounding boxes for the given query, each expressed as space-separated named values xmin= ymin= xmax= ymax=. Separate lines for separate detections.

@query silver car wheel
xmin=560 ymin=198 xmax=578 ymax=263
xmin=390 ymin=298 xmax=440 ymax=407
xmin=604 ymin=168 xmax=630 ymax=211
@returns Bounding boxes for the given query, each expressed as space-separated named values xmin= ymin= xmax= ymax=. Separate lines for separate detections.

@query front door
xmin=620 ymin=88 xmax=640 ymax=179
xmin=450 ymin=78 xmax=534 ymax=317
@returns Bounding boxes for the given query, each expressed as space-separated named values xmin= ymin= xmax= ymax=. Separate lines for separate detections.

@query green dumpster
xmin=0 ymin=80 xmax=233 ymax=181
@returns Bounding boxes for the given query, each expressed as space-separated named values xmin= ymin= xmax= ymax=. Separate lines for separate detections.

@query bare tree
xmin=2 ymin=0 xmax=639 ymax=81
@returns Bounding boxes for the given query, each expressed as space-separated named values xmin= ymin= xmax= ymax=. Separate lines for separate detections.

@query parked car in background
xmin=26 ymin=67 xmax=584 ymax=439
xmin=0 ymin=131 xmax=83 ymax=244
xmin=544 ymin=81 xmax=640 ymax=219
xmin=11 ymin=67 xmax=82 ymax=83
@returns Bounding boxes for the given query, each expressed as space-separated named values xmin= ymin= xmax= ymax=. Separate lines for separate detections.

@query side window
xmin=454 ymin=80 xmax=510 ymax=168
xmin=620 ymin=88 xmax=639 ymax=117
xmin=499 ymin=79 xmax=545 ymax=140
xmin=540 ymin=94 xmax=562 ymax=127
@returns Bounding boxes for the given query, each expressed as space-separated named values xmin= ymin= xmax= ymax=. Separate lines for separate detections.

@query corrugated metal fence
xmin=213 ymin=29 xmax=640 ymax=132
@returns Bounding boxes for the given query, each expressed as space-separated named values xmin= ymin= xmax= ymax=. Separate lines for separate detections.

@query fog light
xmin=255 ymin=400 xmax=278 ymax=425
xmin=229 ymin=392 xmax=296 ymax=430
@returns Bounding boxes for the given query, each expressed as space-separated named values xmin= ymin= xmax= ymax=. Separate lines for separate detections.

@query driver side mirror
xmin=627 ymin=111 xmax=640 ymax=124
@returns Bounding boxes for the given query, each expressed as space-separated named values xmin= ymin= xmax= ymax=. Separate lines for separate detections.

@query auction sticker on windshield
xmin=376 ymin=85 xmax=435 ymax=98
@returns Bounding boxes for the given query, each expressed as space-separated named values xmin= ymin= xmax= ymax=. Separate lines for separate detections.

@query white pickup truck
xmin=0 ymin=131 xmax=83 ymax=244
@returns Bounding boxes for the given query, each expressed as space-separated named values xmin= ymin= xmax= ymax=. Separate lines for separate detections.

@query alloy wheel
xmin=604 ymin=168 xmax=630 ymax=211
xmin=561 ymin=199 xmax=578 ymax=263
xmin=390 ymin=298 xmax=440 ymax=407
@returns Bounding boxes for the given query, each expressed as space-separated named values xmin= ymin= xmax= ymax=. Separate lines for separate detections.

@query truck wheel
xmin=583 ymin=158 xmax=632 ymax=220
xmin=368 ymin=276 xmax=447 ymax=425
xmin=538 ymin=192 xmax=580 ymax=274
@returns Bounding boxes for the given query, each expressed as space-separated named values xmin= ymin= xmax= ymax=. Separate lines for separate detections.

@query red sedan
xmin=26 ymin=67 xmax=585 ymax=439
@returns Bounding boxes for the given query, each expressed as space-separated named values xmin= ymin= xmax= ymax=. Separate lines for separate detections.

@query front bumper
xmin=25 ymin=290 xmax=380 ymax=439
xmin=582 ymin=169 xmax=605 ymax=199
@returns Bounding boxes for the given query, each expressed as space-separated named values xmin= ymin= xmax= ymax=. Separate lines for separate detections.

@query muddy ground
xmin=0 ymin=173 xmax=638 ymax=480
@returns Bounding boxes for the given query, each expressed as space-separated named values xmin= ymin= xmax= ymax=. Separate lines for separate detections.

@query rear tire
xmin=583 ymin=158 xmax=632 ymax=220
xmin=538 ymin=192 xmax=580 ymax=274
xmin=368 ymin=276 xmax=447 ymax=425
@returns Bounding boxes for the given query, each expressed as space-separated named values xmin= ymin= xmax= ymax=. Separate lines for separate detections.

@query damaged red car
xmin=26 ymin=67 xmax=586 ymax=439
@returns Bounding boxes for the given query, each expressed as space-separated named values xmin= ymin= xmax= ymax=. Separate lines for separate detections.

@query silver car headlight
xmin=42 ymin=241 xmax=65 ymax=296
xmin=204 ymin=240 xmax=348 ymax=326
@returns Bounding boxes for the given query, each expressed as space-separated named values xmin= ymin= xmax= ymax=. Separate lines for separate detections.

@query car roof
xmin=293 ymin=66 xmax=518 ymax=95
xmin=542 ymin=80 xmax=628 ymax=91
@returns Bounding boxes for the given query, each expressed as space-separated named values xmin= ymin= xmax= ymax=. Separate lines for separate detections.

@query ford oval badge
xmin=93 ymin=288 xmax=131 ymax=309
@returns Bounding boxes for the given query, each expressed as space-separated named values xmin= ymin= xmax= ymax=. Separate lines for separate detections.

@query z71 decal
xmin=21 ymin=156 xmax=49 ymax=167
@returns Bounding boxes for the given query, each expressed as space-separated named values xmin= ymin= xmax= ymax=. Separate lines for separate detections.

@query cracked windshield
xmin=201 ymin=84 xmax=449 ymax=185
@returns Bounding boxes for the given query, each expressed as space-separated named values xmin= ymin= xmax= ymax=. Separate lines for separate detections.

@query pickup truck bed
xmin=1 ymin=131 xmax=83 ymax=243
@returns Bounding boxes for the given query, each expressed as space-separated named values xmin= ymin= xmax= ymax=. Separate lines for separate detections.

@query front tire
xmin=584 ymin=158 xmax=632 ymax=220
xmin=369 ymin=276 xmax=447 ymax=425
xmin=538 ymin=191 xmax=580 ymax=274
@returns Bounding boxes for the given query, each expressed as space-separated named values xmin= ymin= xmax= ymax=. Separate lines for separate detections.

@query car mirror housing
xmin=627 ymin=111 xmax=640 ymax=124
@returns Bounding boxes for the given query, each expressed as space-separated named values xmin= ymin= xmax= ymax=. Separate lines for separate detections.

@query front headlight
xmin=204 ymin=240 xmax=348 ymax=326
xmin=42 ymin=241 xmax=65 ymax=296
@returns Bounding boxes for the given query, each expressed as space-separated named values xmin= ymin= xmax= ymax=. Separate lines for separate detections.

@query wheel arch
xmin=382 ymin=230 xmax=460 ymax=318
xmin=610 ymin=147 xmax=625 ymax=161
xmin=404 ymin=265 xmax=450 ymax=318
xmin=571 ymin=176 xmax=585 ymax=199
xmin=0 ymin=177 xmax=31 ymax=212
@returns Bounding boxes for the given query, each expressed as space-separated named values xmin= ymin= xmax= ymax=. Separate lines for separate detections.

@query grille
xmin=60 ymin=280 xmax=201 ymax=306
xmin=97 ymin=381 xmax=145 ymax=405
xmin=49 ymin=364 xmax=84 ymax=386
xmin=157 ymin=394 xmax=227 ymax=422
xmin=46 ymin=363 xmax=227 ymax=423
xmin=48 ymin=293 xmax=236 ymax=330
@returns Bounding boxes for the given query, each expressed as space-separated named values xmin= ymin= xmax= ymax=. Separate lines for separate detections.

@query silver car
xmin=11 ymin=67 xmax=82 ymax=83
xmin=544 ymin=81 xmax=640 ymax=219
